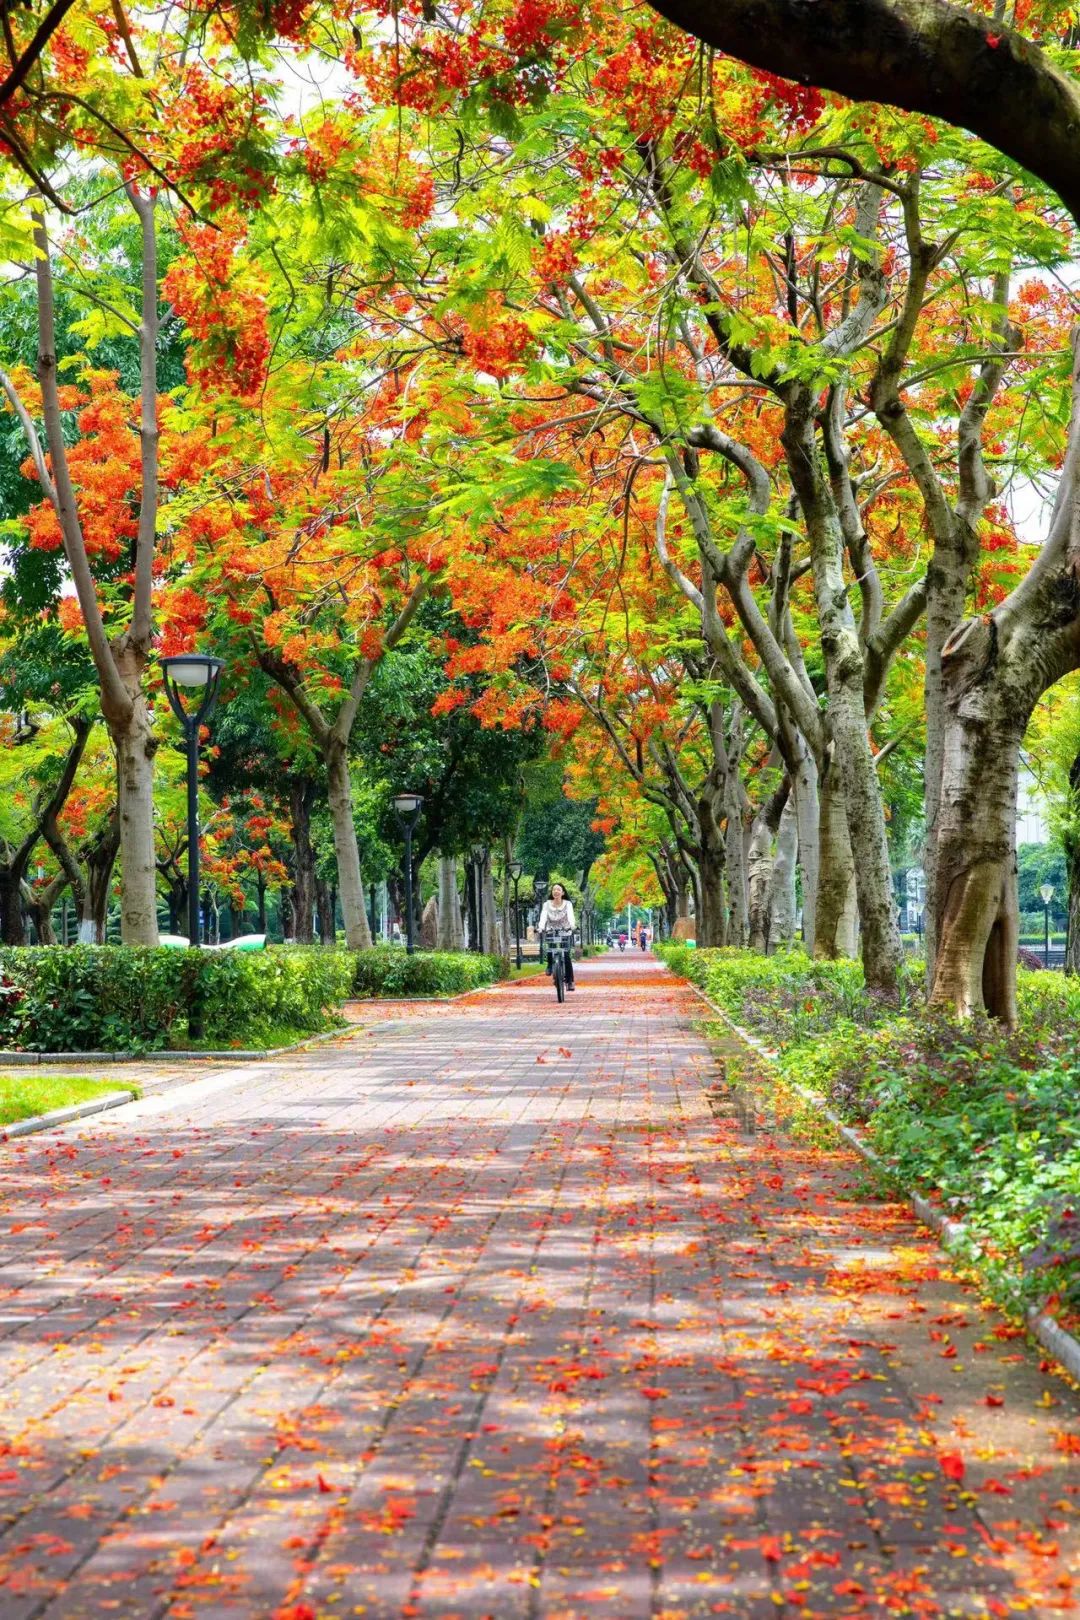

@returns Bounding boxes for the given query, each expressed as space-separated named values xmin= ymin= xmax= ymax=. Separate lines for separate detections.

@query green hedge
xmin=0 ymin=946 xmax=355 ymax=1053
xmin=0 ymin=944 xmax=510 ymax=1052
xmin=660 ymin=943 xmax=1080 ymax=1317
xmin=351 ymin=947 xmax=508 ymax=998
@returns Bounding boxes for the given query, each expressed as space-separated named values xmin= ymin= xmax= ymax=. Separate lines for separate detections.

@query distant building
xmin=1017 ymin=768 xmax=1050 ymax=846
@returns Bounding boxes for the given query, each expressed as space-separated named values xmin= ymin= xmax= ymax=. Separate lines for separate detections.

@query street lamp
xmin=161 ymin=654 xmax=225 ymax=952
xmin=472 ymin=844 xmax=487 ymax=953
xmin=1041 ymin=882 xmax=1055 ymax=969
xmin=509 ymin=860 xmax=523 ymax=969
xmin=393 ymin=792 xmax=424 ymax=953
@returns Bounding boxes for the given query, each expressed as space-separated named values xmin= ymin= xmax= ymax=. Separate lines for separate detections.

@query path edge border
xmin=686 ymin=981 xmax=1080 ymax=1386
xmin=0 ymin=1089 xmax=136 ymax=1143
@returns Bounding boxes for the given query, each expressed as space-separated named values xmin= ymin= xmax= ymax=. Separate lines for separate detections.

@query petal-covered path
xmin=0 ymin=955 xmax=1077 ymax=1619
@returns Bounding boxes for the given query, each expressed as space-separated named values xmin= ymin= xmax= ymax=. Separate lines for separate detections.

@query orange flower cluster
xmin=164 ymin=223 xmax=271 ymax=400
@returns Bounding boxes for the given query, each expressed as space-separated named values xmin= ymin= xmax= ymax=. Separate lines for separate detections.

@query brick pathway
xmin=0 ymin=954 xmax=1077 ymax=1619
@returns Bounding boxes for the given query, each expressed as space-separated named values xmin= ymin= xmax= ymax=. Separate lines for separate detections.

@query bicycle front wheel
xmin=553 ymin=953 xmax=565 ymax=1003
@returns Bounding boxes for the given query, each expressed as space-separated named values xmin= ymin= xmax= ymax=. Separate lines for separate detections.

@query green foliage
xmin=661 ymin=944 xmax=907 ymax=1047
xmin=515 ymin=759 xmax=604 ymax=882
xmin=661 ymin=946 xmax=1080 ymax=1315
xmin=0 ymin=947 xmax=354 ymax=1053
xmin=351 ymin=948 xmax=508 ymax=998
xmin=1016 ymin=842 xmax=1067 ymax=926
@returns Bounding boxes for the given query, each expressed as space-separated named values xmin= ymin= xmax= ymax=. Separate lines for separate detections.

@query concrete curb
xmin=0 ymin=979 xmax=509 ymax=1069
xmin=688 ymin=982 xmax=1080 ymax=1386
xmin=0 ymin=1024 xmax=352 ymax=1067
xmin=1 ymin=1089 xmax=136 ymax=1142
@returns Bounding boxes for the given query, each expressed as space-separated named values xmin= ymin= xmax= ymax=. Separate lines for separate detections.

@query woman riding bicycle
xmin=538 ymin=883 xmax=576 ymax=992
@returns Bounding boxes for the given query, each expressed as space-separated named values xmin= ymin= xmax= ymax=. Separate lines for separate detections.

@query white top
xmin=538 ymin=899 xmax=576 ymax=934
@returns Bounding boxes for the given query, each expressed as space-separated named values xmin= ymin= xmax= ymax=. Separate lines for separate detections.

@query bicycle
xmin=545 ymin=928 xmax=575 ymax=1003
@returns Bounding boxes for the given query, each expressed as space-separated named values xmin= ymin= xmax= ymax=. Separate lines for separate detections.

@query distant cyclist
xmin=538 ymin=883 xmax=576 ymax=993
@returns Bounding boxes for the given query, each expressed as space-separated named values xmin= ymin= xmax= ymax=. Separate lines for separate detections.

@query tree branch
xmin=641 ymin=0 xmax=1080 ymax=224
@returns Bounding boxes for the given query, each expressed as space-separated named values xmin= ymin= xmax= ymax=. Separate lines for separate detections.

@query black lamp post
xmin=472 ymin=844 xmax=487 ymax=953
xmin=161 ymin=654 xmax=225 ymax=951
xmin=1041 ymin=882 xmax=1055 ymax=969
xmin=509 ymin=861 xmax=523 ymax=969
xmin=393 ymin=792 xmax=424 ymax=953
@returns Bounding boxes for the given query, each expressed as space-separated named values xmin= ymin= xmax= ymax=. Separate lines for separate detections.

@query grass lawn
xmin=176 ymin=1018 xmax=342 ymax=1053
xmin=0 ymin=1074 xmax=137 ymax=1127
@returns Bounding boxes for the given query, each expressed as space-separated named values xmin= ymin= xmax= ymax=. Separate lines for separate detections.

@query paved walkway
xmin=0 ymin=954 xmax=1077 ymax=1619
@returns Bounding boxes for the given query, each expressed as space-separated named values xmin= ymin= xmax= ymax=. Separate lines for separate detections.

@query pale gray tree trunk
xmin=814 ymin=770 xmax=857 ymax=959
xmin=929 ymin=342 xmax=1080 ymax=1017
xmin=789 ymin=746 xmax=819 ymax=952
xmin=112 ymin=693 xmax=160 ymax=945
xmin=930 ymin=626 xmax=1024 ymax=1019
xmin=747 ymin=781 xmax=790 ymax=952
xmin=746 ymin=817 xmax=771 ymax=953
xmin=436 ymin=856 xmax=464 ymax=950
xmin=479 ymin=849 xmax=497 ymax=954
xmin=257 ymin=578 xmax=429 ymax=956
xmin=783 ymin=392 xmax=903 ymax=992
xmin=724 ymin=782 xmax=749 ymax=948
xmin=325 ymin=745 xmax=372 ymax=951
xmin=500 ymin=837 xmax=513 ymax=957
xmin=0 ymin=202 xmax=164 ymax=945
xmin=769 ymin=796 xmax=799 ymax=947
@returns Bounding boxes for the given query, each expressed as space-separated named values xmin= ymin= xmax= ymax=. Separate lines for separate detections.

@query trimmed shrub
xmin=351 ymin=948 xmax=507 ymax=998
xmin=0 ymin=946 xmax=354 ymax=1053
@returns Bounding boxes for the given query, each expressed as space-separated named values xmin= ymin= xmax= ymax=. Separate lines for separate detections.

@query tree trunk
xmin=814 ymin=770 xmax=856 ymax=959
xmin=747 ymin=781 xmax=790 ymax=953
xmin=500 ymin=837 xmax=513 ymax=958
xmin=697 ymin=814 xmax=727 ymax=948
xmin=479 ymin=848 xmax=497 ymax=954
xmin=746 ymin=819 xmax=771 ymax=953
xmin=30 ymin=896 xmax=58 ymax=945
xmin=784 ymin=379 xmax=902 ymax=992
xmin=325 ymin=743 xmax=372 ymax=951
xmin=316 ymin=878 xmax=335 ymax=945
xmin=80 ymin=818 xmax=120 ymax=945
xmin=111 ymin=699 xmax=160 ymax=945
xmin=257 ymin=874 xmax=267 ymax=933
xmin=929 ymin=620 xmax=1028 ymax=1020
xmin=789 ymin=743 xmax=819 ymax=952
xmin=288 ymin=779 xmax=317 ymax=946
xmin=1066 ymin=753 xmax=1080 ymax=977
xmin=724 ymin=795 xmax=749 ymax=947
xmin=436 ymin=855 xmax=464 ymax=950
xmin=1066 ymin=847 xmax=1080 ymax=977
xmin=0 ymin=866 xmax=27 ymax=946
xmin=769 ymin=796 xmax=799 ymax=948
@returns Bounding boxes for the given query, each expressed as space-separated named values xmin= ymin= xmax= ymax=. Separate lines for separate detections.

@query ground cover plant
xmin=658 ymin=943 xmax=1080 ymax=1319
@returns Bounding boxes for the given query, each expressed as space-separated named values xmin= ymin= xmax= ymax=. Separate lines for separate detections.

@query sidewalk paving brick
xmin=0 ymin=954 xmax=1075 ymax=1618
